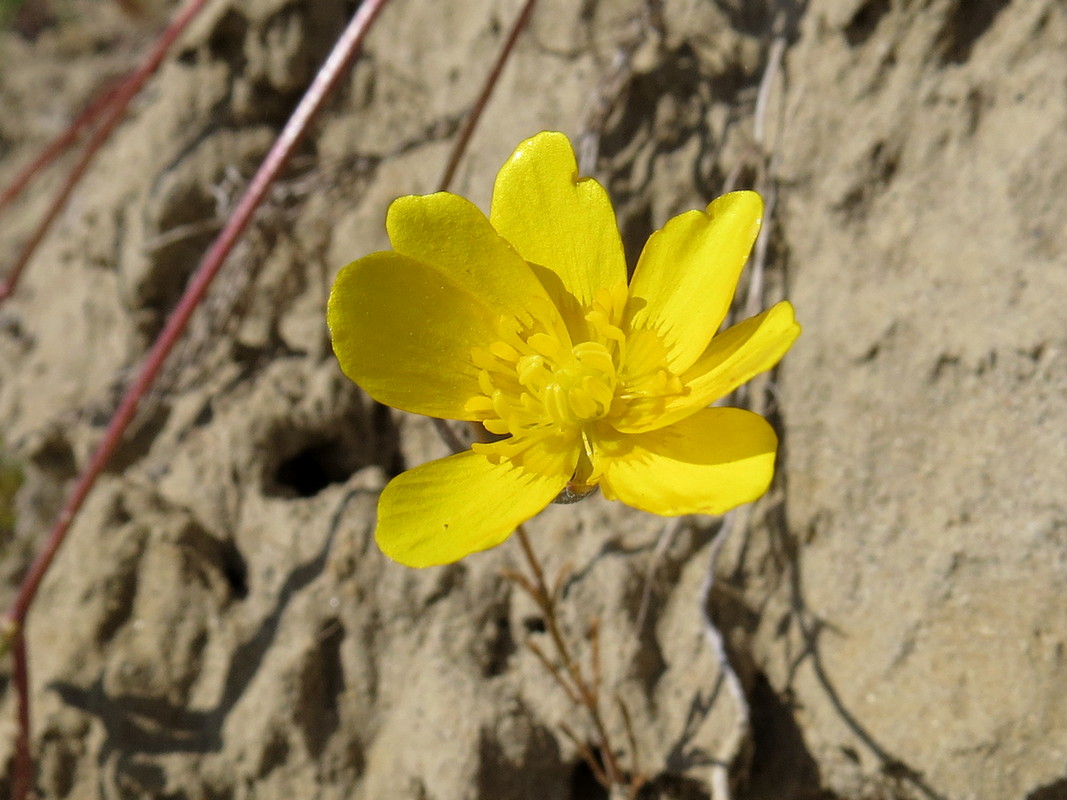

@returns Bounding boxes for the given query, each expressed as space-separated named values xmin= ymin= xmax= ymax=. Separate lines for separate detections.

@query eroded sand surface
xmin=0 ymin=1 xmax=1065 ymax=798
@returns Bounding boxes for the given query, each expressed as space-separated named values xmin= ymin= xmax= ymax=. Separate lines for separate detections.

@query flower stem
xmin=512 ymin=524 xmax=632 ymax=790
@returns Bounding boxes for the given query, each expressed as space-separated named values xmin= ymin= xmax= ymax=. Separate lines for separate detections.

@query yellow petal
xmin=624 ymin=191 xmax=763 ymax=374
xmin=616 ymin=301 xmax=800 ymax=434
xmin=387 ymin=192 xmax=564 ymax=333
xmin=327 ymin=251 xmax=500 ymax=419
xmin=376 ymin=446 xmax=574 ymax=568
xmin=595 ymin=408 xmax=778 ymax=516
xmin=490 ymin=131 xmax=627 ymax=309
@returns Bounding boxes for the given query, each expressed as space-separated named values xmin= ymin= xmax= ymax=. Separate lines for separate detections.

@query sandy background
xmin=0 ymin=0 xmax=1065 ymax=798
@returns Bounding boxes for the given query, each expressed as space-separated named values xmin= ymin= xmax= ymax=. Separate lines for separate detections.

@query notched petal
xmin=625 ymin=191 xmax=764 ymax=374
xmin=386 ymin=192 xmax=559 ymax=330
xmin=490 ymin=132 xmax=627 ymax=308
xmin=616 ymin=301 xmax=800 ymax=434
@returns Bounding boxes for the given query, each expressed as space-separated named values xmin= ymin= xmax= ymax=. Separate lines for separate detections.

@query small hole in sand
xmin=272 ymin=439 xmax=362 ymax=498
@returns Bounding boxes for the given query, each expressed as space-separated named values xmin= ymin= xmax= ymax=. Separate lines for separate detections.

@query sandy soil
xmin=0 ymin=1 xmax=1065 ymax=798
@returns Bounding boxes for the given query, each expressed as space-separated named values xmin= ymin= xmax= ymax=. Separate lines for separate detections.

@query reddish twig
xmin=437 ymin=0 xmax=539 ymax=192
xmin=558 ymin=722 xmax=612 ymax=788
xmin=8 ymin=626 xmax=31 ymax=800
xmin=1 ymin=2 xmax=391 ymax=796
xmin=0 ymin=0 xmax=210 ymax=303
xmin=0 ymin=77 xmax=124 ymax=215
xmin=431 ymin=0 xmax=539 ymax=455
xmin=511 ymin=525 xmax=634 ymax=790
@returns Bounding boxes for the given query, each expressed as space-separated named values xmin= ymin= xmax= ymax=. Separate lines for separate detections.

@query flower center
xmin=468 ymin=331 xmax=621 ymax=438
xmin=521 ymin=341 xmax=617 ymax=428
xmin=466 ymin=284 xmax=632 ymax=440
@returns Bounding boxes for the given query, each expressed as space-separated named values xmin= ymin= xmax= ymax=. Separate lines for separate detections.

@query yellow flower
xmin=328 ymin=132 xmax=800 ymax=568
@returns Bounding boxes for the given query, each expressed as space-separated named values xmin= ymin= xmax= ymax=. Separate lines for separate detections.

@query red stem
xmin=0 ymin=0 xmax=210 ymax=303
xmin=438 ymin=0 xmax=538 ymax=192
xmin=3 ymin=1 xmax=391 ymax=795
xmin=0 ymin=77 xmax=124 ymax=215
xmin=438 ymin=0 xmax=539 ymax=452
xmin=9 ymin=629 xmax=31 ymax=800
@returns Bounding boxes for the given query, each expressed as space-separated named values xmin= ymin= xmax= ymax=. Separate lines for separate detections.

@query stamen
xmin=464 ymin=395 xmax=495 ymax=415
xmin=517 ymin=354 xmax=547 ymax=387
xmin=582 ymin=375 xmax=614 ymax=409
xmin=489 ymin=340 xmax=519 ymax=362
xmin=527 ymin=332 xmax=561 ymax=358
xmin=468 ymin=288 xmax=641 ymax=439
xmin=543 ymin=384 xmax=569 ymax=427
xmin=483 ymin=418 xmax=511 ymax=436
xmin=567 ymin=387 xmax=598 ymax=421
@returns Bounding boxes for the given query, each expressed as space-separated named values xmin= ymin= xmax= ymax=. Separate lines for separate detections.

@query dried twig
xmin=507 ymin=524 xmax=645 ymax=794
xmin=0 ymin=3 xmax=392 ymax=796
xmin=438 ymin=0 xmax=539 ymax=192
xmin=526 ymin=639 xmax=584 ymax=706
xmin=427 ymin=0 xmax=540 ymax=455
xmin=0 ymin=0 xmax=212 ymax=302
xmin=702 ymin=22 xmax=791 ymax=800
xmin=616 ymin=693 xmax=645 ymax=799
xmin=559 ymin=722 xmax=612 ymax=788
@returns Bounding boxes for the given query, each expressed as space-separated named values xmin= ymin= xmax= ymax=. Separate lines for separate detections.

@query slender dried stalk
xmin=526 ymin=639 xmax=583 ymax=706
xmin=1 ymin=2 xmax=391 ymax=796
xmin=0 ymin=0 xmax=211 ymax=302
xmin=0 ymin=77 xmax=122 ymax=214
xmin=8 ymin=626 xmax=30 ymax=800
xmin=509 ymin=524 xmax=645 ymax=793
xmin=704 ymin=24 xmax=789 ymax=800
xmin=617 ymin=694 xmax=643 ymax=791
xmin=438 ymin=0 xmax=539 ymax=192
xmin=559 ymin=722 xmax=612 ymax=788
xmin=430 ymin=0 xmax=539 ymax=455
